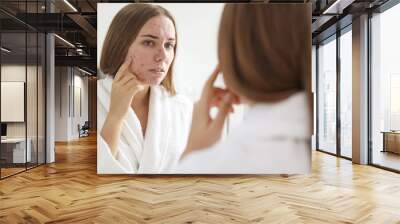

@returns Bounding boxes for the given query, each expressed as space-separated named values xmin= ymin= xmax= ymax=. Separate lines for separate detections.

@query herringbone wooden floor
xmin=0 ymin=134 xmax=400 ymax=224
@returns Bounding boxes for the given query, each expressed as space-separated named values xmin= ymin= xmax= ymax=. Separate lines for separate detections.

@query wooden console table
xmin=381 ymin=131 xmax=400 ymax=154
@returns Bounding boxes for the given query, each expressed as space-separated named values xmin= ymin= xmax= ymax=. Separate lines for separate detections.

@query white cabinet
xmin=1 ymin=138 xmax=32 ymax=163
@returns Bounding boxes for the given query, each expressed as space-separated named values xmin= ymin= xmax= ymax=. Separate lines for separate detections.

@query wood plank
xmin=0 ymin=134 xmax=399 ymax=223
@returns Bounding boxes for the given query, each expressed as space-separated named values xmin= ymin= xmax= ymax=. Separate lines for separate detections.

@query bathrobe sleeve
xmin=97 ymin=77 xmax=136 ymax=174
xmin=97 ymin=135 xmax=135 ymax=174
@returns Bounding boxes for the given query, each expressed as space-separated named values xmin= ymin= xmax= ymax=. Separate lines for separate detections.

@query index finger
xmin=205 ymin=65 xmax=220 ymax=89
xmin=114 ymin=56 xmax=133 ymax=81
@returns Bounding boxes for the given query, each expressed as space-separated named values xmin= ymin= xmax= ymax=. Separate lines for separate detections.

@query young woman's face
xmin=125 ymin=15 xmax=176 ymax=85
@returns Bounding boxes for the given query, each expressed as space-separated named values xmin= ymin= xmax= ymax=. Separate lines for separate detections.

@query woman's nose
xmin=154 ymin=46 xmax=167 ymax=62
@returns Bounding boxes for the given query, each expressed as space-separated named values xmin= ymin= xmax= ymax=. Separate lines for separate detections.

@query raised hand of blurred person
xmin=181 ymin=66 xmax=239 ymax=159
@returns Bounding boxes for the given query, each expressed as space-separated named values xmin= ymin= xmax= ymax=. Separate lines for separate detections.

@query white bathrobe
xmin=97 ymin=76 xmax=193 ymax=174
xmin=174 ymin=92 xmax=311 ymax=174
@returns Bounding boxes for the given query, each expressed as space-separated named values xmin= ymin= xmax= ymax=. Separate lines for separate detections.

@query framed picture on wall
xmin=1 ymin=81 xmax=25 ymax=122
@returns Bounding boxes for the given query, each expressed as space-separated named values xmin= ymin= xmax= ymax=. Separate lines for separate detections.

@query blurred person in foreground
xmin=175 ymin=3 xmax=312 ymax=174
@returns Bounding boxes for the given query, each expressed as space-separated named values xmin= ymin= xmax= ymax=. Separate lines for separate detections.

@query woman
xmin=98 ymin=4 xmax=192 ymax=174
xmin=175 ymin=4 xmax=312 ymax=174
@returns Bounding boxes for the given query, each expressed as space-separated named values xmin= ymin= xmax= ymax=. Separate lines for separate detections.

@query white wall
xmin=55 ymin=67 xmax=68 ymax=141
xmin=55 ymin=67 xmax=89 ymax=141
xmin=72 ymin=73 xmax=89 ymax=138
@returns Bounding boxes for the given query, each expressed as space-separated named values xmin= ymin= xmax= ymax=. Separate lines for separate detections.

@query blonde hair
xmin=218 ymin=3 xmax=311 ymax=102
xmin=100 ymin=3 xmax=177 ymax=95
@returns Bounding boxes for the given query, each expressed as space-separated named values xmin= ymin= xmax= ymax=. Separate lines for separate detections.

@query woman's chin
xmin=140 ymin=77 xmax=163 ymax=86
xmin=136 ymin=73 xmax=166 ymax=86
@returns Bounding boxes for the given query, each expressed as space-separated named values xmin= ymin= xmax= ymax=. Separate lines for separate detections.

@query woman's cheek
xmin=133 ymin=66 xmax=147 ymax=83
xmin=129 ymin=54 xmax=147 ymax=82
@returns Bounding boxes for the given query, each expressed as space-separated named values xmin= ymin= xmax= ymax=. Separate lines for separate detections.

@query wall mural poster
xmin=97 ymin=3 xmax=312 ymax=174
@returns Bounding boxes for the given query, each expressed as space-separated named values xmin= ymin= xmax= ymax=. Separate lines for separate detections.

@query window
xmin=339 ymin=28 xmax=352 ymax=158
xmin=370 ymin=2 xmax=400 ymax=171
xmin=317 ymin=35 xmax=337 ymax=154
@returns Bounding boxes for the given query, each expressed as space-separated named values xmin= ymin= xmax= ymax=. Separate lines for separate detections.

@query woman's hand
xmin=181 ymin=66 xmax=239 ymax=159
xmin=101 ymin=57 xmax=145 ymax=156
xmin=108 ymin=56 xmax=145 ymax=119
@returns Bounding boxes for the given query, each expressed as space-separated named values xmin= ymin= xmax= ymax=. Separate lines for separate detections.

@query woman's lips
xmin=148 ymin=69 xmax=165 ymax=76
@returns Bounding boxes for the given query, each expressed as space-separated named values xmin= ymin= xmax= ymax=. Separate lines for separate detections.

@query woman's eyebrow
xmin=141 ymin=34 xmax=175 ymax=41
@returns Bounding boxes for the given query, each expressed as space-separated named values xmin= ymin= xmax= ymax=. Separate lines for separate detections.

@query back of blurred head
xmin=218 ymin=3 xmax=311 ymax=103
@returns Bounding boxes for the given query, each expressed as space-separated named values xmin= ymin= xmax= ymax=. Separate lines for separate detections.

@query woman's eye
xmin=143 ymin=40 xmax=155 ymax=47
xmin=165 ymin=43 xmax=175 ymax=49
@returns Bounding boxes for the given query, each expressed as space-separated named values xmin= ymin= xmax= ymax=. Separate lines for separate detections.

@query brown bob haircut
xmin=100 ymin=4 xmax=177 ymax=95
xmin=218 ymin=3 xmax=311 ymax=103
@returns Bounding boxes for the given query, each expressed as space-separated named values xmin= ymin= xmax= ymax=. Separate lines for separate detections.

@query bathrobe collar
xmin=240 ymin=92 xmax=310 ymax=140
xmin=102 ymin=76 xmax=171 ymax=173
